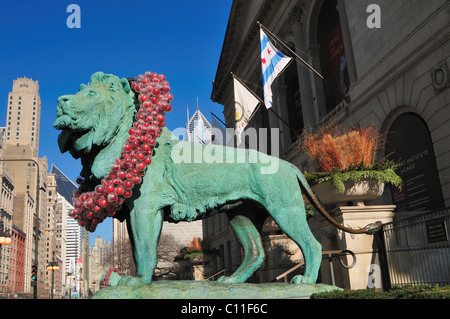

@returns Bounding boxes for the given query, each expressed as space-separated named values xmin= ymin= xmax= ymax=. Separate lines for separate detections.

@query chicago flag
xmin=260 ymin=28 xmax=292 ymax=109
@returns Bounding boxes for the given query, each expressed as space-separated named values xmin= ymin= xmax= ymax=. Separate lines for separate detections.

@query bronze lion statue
xmin=54 ymin=71 xmax=380 ymax=287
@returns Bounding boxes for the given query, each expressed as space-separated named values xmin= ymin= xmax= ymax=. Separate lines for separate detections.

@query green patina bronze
xmin=54 ymin=72 xmax=378 ymax=298
xmin=92 ymin=280 xmax=342 ymax=299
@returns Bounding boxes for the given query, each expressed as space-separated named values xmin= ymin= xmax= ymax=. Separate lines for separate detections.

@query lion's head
xmin=54 ymin=72 xmax=136 ymax=179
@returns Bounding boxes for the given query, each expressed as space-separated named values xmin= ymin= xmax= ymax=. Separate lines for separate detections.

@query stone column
xmin=288 ymin=9 xmax=319 ymax=129
xmin=314 ymin=205 xmax=396 ymax=290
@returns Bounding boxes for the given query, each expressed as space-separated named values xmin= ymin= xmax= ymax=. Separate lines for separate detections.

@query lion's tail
xmin=295 ymin=171 xmax=381 ymax=235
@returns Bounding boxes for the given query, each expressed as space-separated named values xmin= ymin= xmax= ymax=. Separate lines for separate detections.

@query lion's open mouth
xmin=57 ymin=128 xmax=92 ymax=153
xmin=54 ymin=114 xmax=91 ymax=153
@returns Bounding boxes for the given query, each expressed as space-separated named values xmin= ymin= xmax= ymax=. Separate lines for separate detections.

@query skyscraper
xmin=50 ymin=165 xmax=82 ymax=276
xmin=5 ymin=77 xmax=41 ymax=157
xmin=185 ymin=100 xmax=213 ymax=144
xmin=2 ymin=76 xmax=48 ymax=295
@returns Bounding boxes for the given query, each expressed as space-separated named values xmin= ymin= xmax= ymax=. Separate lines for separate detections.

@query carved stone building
xmin=2 ymin=76 xmax=48 ymax=296
xmin=209 ymin=0 xmax=449 ymax=286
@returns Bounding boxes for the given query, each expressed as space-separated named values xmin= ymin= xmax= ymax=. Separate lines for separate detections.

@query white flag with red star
xmin=260 ymin=28 xmax=292 ymax=109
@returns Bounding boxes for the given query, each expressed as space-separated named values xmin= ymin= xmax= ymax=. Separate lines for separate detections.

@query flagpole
xmin=232 ymin=72 xmax=298 ymax=136
xmin=257 ymin=21 xmax=351 ymax=104
xmin=209 ymin=111 xmax=230 ymax=128
xmin=210 ymin=110 xmax=250 ymax=148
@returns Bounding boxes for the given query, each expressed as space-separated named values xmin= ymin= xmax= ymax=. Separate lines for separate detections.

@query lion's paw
xmin=290 ymin=275 xmax=314 ymax=284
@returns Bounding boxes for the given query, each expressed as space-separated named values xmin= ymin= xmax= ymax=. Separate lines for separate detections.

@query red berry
xmin=115 ymin=186 xmax=124 ymax=195
xmin=124 ymin=191 xmax=132 ymax=198
xmin=107 ymin=193 xmax=118 ymax=203
xmin=136 ymin=152 xmax=145 ymax=160
xmin=124 ymin=181 xmax=133 ymax=189
xmin=95 ymin=185 xmax=105 ymax=194
xmin=133 ymin=176 xmax=142 ymax=184
xmin=123 ymin=144 xmax=132 ymax=152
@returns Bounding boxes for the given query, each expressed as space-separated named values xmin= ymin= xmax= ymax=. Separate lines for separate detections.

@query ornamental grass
xmin=300 ymin=124 xmax=403 ymax=192
xmin=301 ymin=125 xmax=382 ymax=173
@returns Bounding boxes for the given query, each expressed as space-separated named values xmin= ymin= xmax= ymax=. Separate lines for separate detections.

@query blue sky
xmin=0 ymin=0 xmax=232 ymax=245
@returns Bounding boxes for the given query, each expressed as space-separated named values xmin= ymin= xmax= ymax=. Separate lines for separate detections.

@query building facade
xmin=50 ymin=166 xmax=83 ymax=275
xmin=89 ymin=236 xmax=112 ymax=289
xmin=9 ymin=225 xmax=26 ymax=294
xmin=210 ymin=0 xmax=449 ymax=285
xmin=4 ymin=77 xmax=41 ymax=157
xmin=1 ymin=76 xmax=48 ymax=296
xmin=0 ymin=154 xmax=14 ymax=293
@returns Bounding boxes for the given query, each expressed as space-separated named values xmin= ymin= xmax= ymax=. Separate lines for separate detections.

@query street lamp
xmin=46 ymin=251 xmax=60 ymax=299
xmin=46 ymin=228 xmax=80 ymax=298
xmin=66 ymin=274 xmax=75 ymax=299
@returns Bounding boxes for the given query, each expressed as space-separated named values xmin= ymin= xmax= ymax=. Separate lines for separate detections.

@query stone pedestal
xmin=312 ymin=205 xmax=395 ymax=290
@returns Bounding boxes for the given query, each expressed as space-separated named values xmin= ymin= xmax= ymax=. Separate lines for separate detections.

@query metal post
xmin=378 ymin=223 xmax=392 ymax=291
xmin=328 ymin=253 xmax=336 ymax=286
xmin=51 ymin=251 xmax=55 ymax=299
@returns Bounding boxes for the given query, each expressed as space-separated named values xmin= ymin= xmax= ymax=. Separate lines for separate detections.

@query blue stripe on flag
xmin=260 ymin=33 xmax=270 ymax=51
xmin=262 ymin=50 xmax=287 ymax=86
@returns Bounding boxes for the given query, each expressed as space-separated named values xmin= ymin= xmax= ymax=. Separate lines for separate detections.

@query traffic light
xmin=31 ymin=265 xmax=37 ymax=281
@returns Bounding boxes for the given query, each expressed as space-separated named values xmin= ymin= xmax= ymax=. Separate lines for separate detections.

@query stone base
xmin=314 ymin=205 xmax=396 ymax=290
xmin=92 ymin=280 xmax=342 ymax=299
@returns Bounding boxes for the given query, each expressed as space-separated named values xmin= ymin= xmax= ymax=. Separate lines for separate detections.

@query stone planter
xmin=311 ymin=178 xmax=385 ymax=207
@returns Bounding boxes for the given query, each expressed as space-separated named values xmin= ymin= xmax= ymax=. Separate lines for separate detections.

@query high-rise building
xmin=1 ymin=76 xmax=47 ymax=295
xmin=89 ymin=236 xmax=112 ymax=287
xmin=5 ymin=77 xmax=41 ymax=157
xmin=186 ymin=100 xmax=213 ymax=144
xmin=50 ymin=165 xmax=82 ymax=276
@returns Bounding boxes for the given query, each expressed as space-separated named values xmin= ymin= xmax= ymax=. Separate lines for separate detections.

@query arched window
xmin=385 ymin=113 xmax=444 ymax=212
